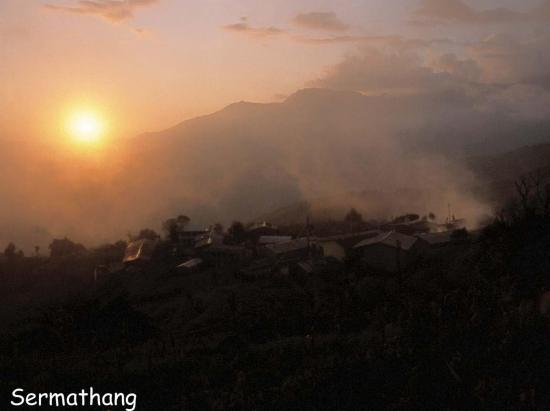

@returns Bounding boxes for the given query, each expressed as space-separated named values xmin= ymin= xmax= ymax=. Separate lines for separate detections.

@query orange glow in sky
xmin=66 ymin=110 xmax=105 ymax=145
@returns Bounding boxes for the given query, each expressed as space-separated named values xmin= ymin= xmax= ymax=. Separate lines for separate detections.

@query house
xmin=178 ymin=226 xmax=210 ymax=247
xmin=353 ymin=231 xmax=426 ymax=273
xmin=176 ymin=258 xmax=203 ymax=273
xmin=263 ymin=238 xmax=310 ymax=262
xmin=237 ymin=257 xmax=274 ymax=280
xmin=295 ymin=260 xmax=314 ymax=275
xmin=443 ymin=218 xmax=467 ymax=231
xmin=316 ymin=230 xmax=381 ymax=262
xmin=249 ymin=222 xmax=279 ymax=241
xmin=417 ymin=228 xmax=477 ymax=250
xmin=122 ymin=239 xmax=159 ymax=265
xmin=194 ymin=232 xmax=224 ymax=249
xmin=258 ymin=235 xmax=292 ymax=245
xmin=382 ymin=214 xmax=437 ymax=235
xmin=416 ymin=231 xmax=455 ymax=249
xmin=200 ymin=244 xmax=252 ymax=265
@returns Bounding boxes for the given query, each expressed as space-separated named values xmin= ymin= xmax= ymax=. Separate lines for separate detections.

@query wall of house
xmin=320 ymin=241 xmax=346 ymax=261
xmin=359 ymin=244 xmax=414 ymax=273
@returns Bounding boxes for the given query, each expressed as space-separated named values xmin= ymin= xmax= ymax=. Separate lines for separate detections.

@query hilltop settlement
xmin=113 ymin=211 xmax=469 ymax=284
xmin=2 ymin=177 xmax=550 ymax=410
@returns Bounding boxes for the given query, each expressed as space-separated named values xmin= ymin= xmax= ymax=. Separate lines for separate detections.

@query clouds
xmin=224 ymin=11 xmax=350 ymax=42
xmin=468 ymin=33 xmax=550 ymax=87
xmin=414 ymin=0 xmax=524 ymax=24
xmin=223 ymin=17 xmax=285 ymax=38
xmin=44 ymin=0 xmax=159 ymax=23
xmin=481 ymin=84 xmax=550 ymax=121
xmin=412 ymin=0 xmax=550 ymax=25
xmin=310 ymin=48 xmax=450 ymax=94
xmin=292 ymin=12 xmax=349 ymax=31
xmin=310 ymin=25 xmax=550 ymax=90
xmin=304 ymin=26 xmax=550 ymax=150
xmin=429 ymin=53 xmax=482 ymax=82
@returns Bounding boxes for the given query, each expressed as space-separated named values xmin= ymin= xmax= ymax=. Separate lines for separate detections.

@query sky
xmin=1 ymin=0 xmax=547 ymax=140
xmin=2 ymin=0 xmax=550 ymax=251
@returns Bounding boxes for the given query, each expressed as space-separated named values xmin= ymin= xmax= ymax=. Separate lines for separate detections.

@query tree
xmin=428 ymin=212 xmax=436 ymax=221
xmin=163 ymin=219 xmax=178 ymax=243
xmin=4 ymin=242 xmax=16 ymax=258
xmin=162 ymin=215 xmax=191 ymax=242
xmin=344 ymin=208 xmax=363 ymax=224
xmin=132 ymin=229 xmax=160 ymax=241
xmin=514 ymin=170 xmax=550 ymax=219
xmin=499 ymin=170 xmax=550 ymax=225
xmin=451 ymin=228 xmax=469 ymax=241
xmin=49 ymin=238 xmax=86 ymax=258
xmin=227 ymin=221 xmax=247 ymax=244
xmin=93 ymin=241 xmax=127 ymax=264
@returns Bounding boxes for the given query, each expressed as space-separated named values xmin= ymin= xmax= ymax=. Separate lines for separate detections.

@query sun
xmin=67 ymin=111 xmax=105 ymax=144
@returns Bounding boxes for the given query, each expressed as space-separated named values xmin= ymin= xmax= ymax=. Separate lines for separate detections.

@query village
xmin=111 ymin=209 xmax=473 ymax=285
xmin=2 ymin=183 xmax=550 ymax=410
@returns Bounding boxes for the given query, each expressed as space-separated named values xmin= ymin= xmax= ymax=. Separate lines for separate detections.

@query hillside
xmin=259 ymin=143 xmax=550 ymax=225
xmin=126 ymin=88 xmax=519 ymax=228
xmin=2 ymin=88 xmax=550 ymax=250
xmin=3 ymin=189 xmax=550 ymax=410
xmin=468 ymin=143 xmax=550 ymax=205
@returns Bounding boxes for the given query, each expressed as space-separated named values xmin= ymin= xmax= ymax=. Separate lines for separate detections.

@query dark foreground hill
xmin=2 ymin=183 xmax=550 ymax=409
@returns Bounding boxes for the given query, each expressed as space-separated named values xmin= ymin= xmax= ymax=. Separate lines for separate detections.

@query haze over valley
xmin=2 ymin=0 xmax=550 ymax=250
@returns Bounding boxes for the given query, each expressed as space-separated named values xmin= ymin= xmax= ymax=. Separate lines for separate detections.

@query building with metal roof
xmin=316 ymin=230 xmax=381 ymax=261
xmin=416 ymin=231 xmax=454 ymax=248
xmin=258 ymin=236 xmax=293 ymax=245
xmin=122 ymin=239 xmax=159 ymax=264
xmin=353 ymin=231 xmax=425 ymax=273
xmin=263 ymin=238 xmax=310 ymax=261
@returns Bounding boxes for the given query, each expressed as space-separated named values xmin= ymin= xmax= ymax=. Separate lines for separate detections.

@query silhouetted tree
xmin=162 ymin=215 xmax=191 ymax=242
xmin=4 ymin=242 xmax=16 ymax=258
xmin=93 ymin=241 xmax=127 ymax=264
xmin=227 ymin=221 xmax=247 ymax=244
xmin=513 ymin=169 xmax=550 ymax=219
xmin=49 ymin=238 xmax=86 ymax=258
xmin=344 ymin=208 xmax=363 ymax=223
xmin=451 ymin=228 xmax=469 ymax=241
xmin=163 ymin=220 xmax=177 ymax=242
xmin=132 ymin=229 xmax=160 ymax=241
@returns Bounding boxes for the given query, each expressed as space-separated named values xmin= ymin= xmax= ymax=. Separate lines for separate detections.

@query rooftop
xmin=265 ymin=238 xmax=310 ymax=255
xmin=354 ymin=231 xmax=418 ymax=251
xmin=316 ymin=230 xmax=382 ymax=243
xmin=417 ymin=231 xmax=454 ymax=246
xmin=123 ymin=239 xmax=158 ymax=263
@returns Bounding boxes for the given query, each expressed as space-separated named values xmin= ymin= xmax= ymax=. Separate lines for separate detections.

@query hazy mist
xmin=3 ymin=1 xmax=550 ymax=251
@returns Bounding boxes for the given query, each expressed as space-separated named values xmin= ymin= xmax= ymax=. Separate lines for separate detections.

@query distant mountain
xmin=2 ymin=88 xmax=550 ymax=250
xmin=259 ymin=143 xmax=550 ymax=226
xmin=128 ymin=88 xmax=550 ymax=227
xmin=468 ymin=143 xmax=550 ymax=205
xmin=469 ymin=143 xmax=550 ymax=181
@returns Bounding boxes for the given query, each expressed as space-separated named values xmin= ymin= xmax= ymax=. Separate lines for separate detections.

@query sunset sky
xmin=2 ymin=0 xmax=548 ymax=141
